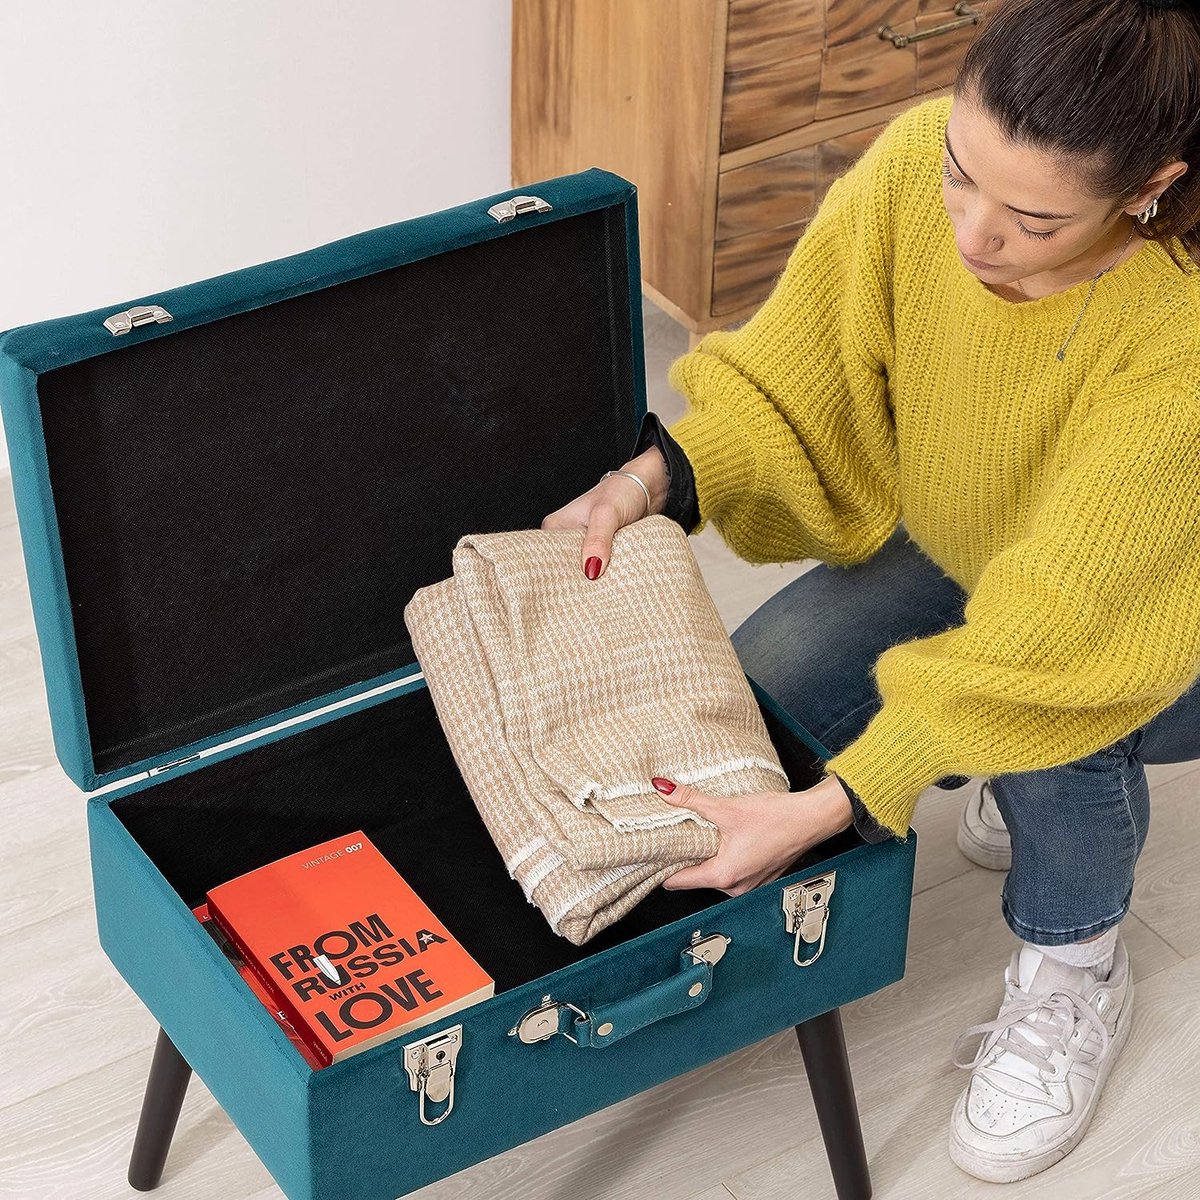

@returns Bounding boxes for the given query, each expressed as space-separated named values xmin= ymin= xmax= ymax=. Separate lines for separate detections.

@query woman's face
xmin=941 ymin=94 xmax=1130 ymax=285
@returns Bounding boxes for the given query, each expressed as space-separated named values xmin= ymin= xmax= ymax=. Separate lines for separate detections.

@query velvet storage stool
xmin=0 ymin=169 xmax=917 ymax=1200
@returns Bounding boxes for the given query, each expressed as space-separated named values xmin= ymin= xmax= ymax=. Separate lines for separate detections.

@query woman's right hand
xmin=541 ymin=445 xmax=669 ymax=579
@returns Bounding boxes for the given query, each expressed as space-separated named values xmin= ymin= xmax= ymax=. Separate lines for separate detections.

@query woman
xmin=543 ymin=0 xmax=1200 ymax=1184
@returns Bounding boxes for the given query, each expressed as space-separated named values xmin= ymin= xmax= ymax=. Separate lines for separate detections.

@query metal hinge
xmin=146 ymin=753 xmax=201 ymax=777
xmin=486 ymin=194 xmax=552 ymax=224
xmin=103 ymin=304 xmax=173 ymax=336
xmin=403 ymin=1025 xmax=462 ymax=1126
xmin=781 ymin=872 xmax=836 ymax=968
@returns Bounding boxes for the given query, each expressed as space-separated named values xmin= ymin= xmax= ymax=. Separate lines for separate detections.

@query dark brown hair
xmin=957 ymin=0 xmax=1200 ymax=264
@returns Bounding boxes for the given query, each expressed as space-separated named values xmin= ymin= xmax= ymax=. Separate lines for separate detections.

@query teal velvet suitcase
xmin=0 ymin=170 xmax=917 ymax=1200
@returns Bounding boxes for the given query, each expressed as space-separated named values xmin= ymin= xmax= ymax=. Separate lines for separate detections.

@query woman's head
xmin=947 ymin=0 xmax=1199 ymax=280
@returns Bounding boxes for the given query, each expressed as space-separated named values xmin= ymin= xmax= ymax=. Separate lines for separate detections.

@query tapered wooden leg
xmin=794 ymin=1008 xmax=872 ymax=1200
xmin=128 ymin=1027 xmax=192 ymax=1191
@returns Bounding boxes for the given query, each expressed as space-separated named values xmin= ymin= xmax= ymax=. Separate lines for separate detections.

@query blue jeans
xmin=731 ymin=525 xmax=1200 ymax=946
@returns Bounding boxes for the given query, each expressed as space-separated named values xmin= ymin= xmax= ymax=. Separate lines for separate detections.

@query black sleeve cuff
xmin=630 ymin=411 xmax=701 ymax=535
xmin=832 ymin=772 xmax=895 ymax=844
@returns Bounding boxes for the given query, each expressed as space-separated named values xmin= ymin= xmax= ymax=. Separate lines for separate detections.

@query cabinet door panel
xmin=716 ymin=148 xmax=817 ymax=241
xmin=726 ymin=0 xmax=823 ymax=72
xmin=721 ymin=54 xmax=821 ymax=152
xmin=712 ymin=223 xmax=806 ymax=316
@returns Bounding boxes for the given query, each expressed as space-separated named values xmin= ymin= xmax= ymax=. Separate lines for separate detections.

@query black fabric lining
xmin=37 ymin=207 xmax=636 ymax=776
xmin=112 ymin=686 xmax=849 ymax=993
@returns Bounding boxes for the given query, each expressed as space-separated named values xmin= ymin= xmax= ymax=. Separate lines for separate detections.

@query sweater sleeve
xmin=664 ymin=118 xmax=909 ymax=566
xmin=825 ymin=379 xmax=1200 ymax=839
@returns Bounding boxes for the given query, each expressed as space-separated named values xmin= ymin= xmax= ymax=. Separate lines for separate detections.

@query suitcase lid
xmin=0 ymin=170 xmax=647 ymax=792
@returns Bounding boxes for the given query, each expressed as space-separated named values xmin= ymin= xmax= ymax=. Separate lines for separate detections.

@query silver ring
xmin=601 ymin=469 xmax=651 ymax=515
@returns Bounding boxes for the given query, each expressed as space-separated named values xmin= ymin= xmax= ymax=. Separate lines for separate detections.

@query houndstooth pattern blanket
xmin=403 ymin=515 xmax=789 ymax=944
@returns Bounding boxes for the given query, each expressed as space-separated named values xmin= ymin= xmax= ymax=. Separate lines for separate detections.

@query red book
xmin=192 ymin=903 xmax=326 ymax=1069
xmin=205 ymin=832 xmax=494 ymax=1067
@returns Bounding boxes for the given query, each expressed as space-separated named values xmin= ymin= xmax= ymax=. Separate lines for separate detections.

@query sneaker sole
xmin=955 ymin=814 xmax=1012 ymax=872
xmin=947 ymin=973 xmax=1135 ymax=1183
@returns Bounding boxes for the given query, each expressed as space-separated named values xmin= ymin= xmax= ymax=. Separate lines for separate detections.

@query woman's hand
xmin=541 ymin=446 xmax=669 ymax=579
xmin=654 ymin=774 xmax=856 ymax=896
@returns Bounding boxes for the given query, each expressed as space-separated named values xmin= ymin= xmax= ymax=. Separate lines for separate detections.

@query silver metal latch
xmin=403 ymin=1025 xmax=462 ymax=1126
xmin=487 ymin=194 xmax=553 ymax=223
xmin=782 ymin=872 xmax=836 ymax=968
xmin=103 ymin=304 xmax=173 ymax=336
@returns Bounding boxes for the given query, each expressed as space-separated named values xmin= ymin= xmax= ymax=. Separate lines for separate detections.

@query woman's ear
xmin=1121 ymin=160 xmax=1190 ymax=218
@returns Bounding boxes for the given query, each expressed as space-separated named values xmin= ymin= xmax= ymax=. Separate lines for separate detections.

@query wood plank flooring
xmin=1 ymin=299 xmax=1197 ymax=1199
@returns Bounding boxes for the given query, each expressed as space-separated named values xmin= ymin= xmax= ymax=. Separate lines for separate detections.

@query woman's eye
xmin=941 ymin=153 xmax=1058 ymax=239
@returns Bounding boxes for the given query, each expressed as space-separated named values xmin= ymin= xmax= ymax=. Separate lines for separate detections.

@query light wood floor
xmin=2 ymin=300 xmax=1198 ymax=1200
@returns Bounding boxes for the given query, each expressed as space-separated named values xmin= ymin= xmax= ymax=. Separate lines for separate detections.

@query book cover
xmin=205 ymin=832 xmax=494 ymax=1067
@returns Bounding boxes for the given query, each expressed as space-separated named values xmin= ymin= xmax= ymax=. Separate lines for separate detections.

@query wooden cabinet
xmin=512 ymin=0 xmax=989 ymax=336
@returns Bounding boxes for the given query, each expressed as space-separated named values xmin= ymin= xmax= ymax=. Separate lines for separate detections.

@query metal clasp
xmin=782 ymin=872 xmax=836 ymax=968
xmin=403 ymin=1025 xmax=462 ymax=1126
xmin=487 ymin=194 xmax=553 ymax=223
xmin=103 ymin=304 xmax=173 ymax=336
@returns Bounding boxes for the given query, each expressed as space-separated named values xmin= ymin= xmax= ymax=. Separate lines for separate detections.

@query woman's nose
xmin=955 ymin=206 xmax=1002 ymax=257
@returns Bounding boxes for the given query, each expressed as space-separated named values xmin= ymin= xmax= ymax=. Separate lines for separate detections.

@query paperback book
xmin=205 ymin=831 xmax=493 ymax=1067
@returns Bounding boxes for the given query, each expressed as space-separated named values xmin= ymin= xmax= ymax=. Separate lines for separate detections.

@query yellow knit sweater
xmin=667 ymin=95 xmax=1200 ymax=839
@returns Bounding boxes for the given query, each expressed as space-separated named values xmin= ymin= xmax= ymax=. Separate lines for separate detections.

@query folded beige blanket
xmin=403 ymin=514 xmax=789 ymax=944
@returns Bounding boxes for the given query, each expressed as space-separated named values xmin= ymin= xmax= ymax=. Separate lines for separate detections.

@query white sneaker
xmin=948 ymin=934 xmax=1133 ymax=1183
xmin=956 ymin=777 xmax=1011 ymax=871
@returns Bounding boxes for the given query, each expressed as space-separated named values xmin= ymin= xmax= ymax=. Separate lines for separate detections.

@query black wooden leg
xmin=795 ymin=1007 xmax=872 ymax=1200
xmin=128 ymin=1027 xmax=192 ymax=1191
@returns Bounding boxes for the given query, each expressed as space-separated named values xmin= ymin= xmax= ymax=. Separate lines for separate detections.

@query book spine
xmin=206 ymin=897 xmax=332 ymax=1068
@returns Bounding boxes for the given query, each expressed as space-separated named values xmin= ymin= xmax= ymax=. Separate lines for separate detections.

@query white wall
xmin=0 ymin=1 xmax=513 ymax=471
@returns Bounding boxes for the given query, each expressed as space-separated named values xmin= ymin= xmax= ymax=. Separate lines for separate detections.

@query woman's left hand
xmin=655 ymin=774 xmax=856 ymax=896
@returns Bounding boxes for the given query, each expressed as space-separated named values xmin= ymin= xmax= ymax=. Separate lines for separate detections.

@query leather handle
xmin=564 ymin=946 xmax=720 ymax=1049
xmin=509 ymin=934 xmax=731 ymax=1049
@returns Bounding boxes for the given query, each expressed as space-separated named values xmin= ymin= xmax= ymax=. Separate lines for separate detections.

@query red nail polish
xmin=651 ymin=777 xmax=676 ymax=794
xmin=584 ymin=556 xmax=602 ymax=580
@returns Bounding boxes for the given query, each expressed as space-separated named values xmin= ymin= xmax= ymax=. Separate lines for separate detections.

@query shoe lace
xmin=951 ymin=980 xmax=1111 ymax=1080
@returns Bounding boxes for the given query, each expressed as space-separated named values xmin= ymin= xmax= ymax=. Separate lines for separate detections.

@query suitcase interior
xmin=108 ymin=677 xmax=857 ymax=1003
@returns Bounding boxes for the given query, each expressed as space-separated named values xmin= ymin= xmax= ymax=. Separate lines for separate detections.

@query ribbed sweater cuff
xmin=824 ymin=705 xmax=956 ymax=840
xmin=666 ymin=406 xmax=757 ymax=527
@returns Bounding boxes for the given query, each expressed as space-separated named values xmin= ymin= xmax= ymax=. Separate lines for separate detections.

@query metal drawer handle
xmin=879 ymin=2 xmax=979 ymax=50
xmin=509 ymin=931 xmax=731 ymax=1048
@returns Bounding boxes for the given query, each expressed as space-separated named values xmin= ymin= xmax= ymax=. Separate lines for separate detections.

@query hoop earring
xmin=1138 ymin=197 xmax=1159 ymax=225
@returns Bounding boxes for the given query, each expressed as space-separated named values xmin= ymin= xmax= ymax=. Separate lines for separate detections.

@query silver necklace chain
xmin=1053 ymin=223 xmax=1137 ymax=362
